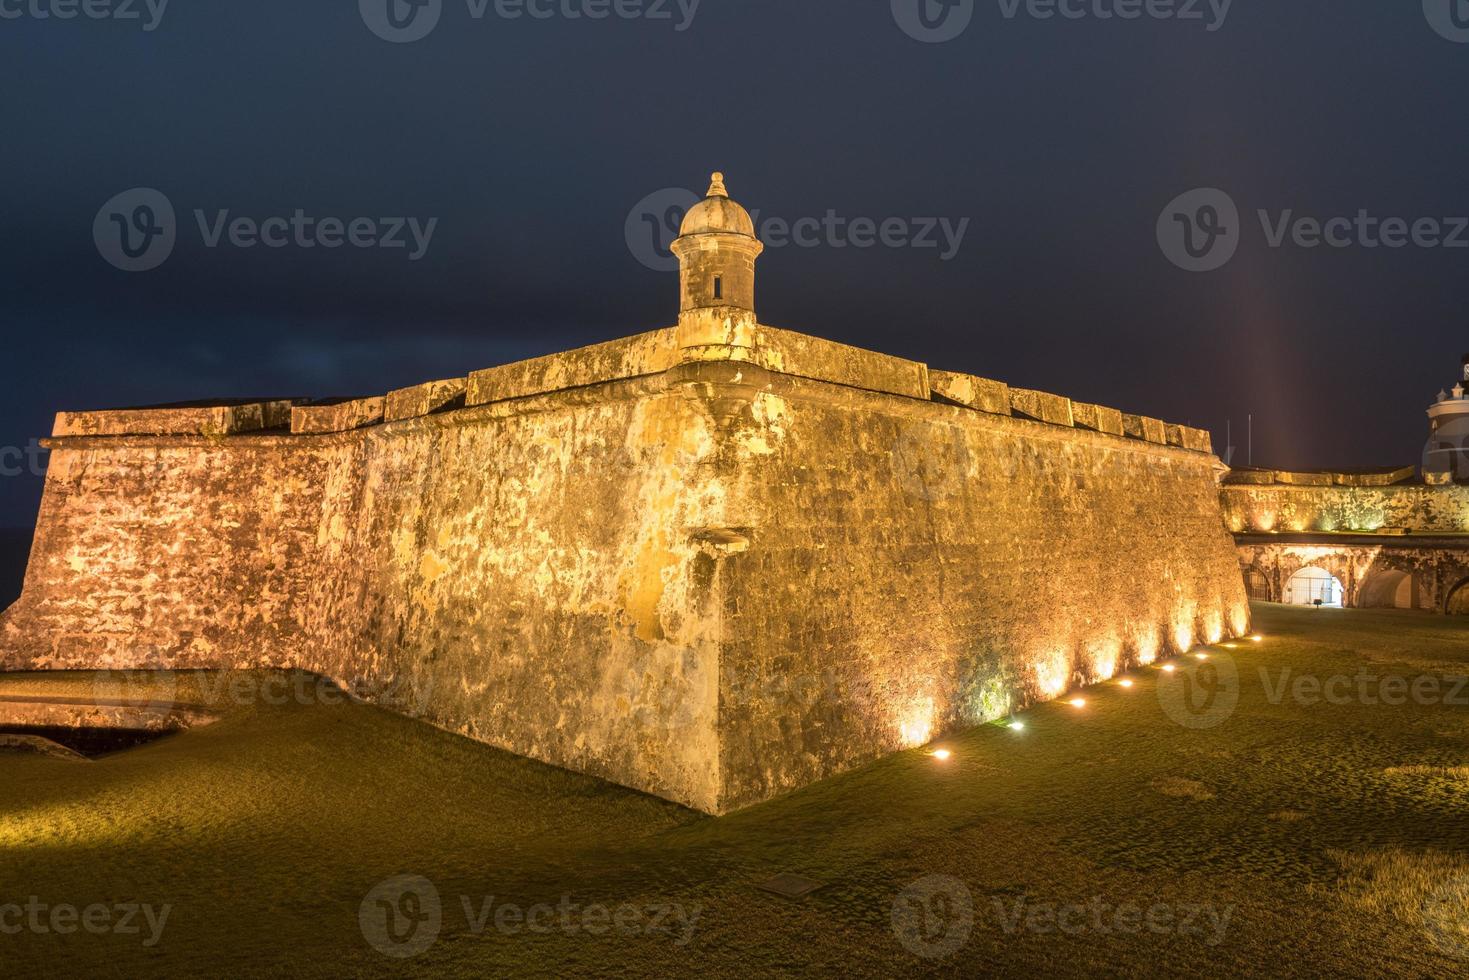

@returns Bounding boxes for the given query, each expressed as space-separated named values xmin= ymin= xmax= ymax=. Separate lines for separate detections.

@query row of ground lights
xmin=928 ymin=634 xmax=1265 ymax=757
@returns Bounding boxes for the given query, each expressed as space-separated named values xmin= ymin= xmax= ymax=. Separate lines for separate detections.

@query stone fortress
xmin=1 ymin=174 xmax=1250 ymax=814
xmin=1225 ymin=355 xmax=1469 ymax=614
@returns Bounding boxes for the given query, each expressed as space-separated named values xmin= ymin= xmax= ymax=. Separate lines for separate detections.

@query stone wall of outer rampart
xmin=0 ymin=324 xmax=1246 ymax=813
xmin=1234 ymin=536 xmax=1469 ymax=613
xmin=708 ymin=365 xmax=1247 ymax=811
xmin=2 ymin=376 xmax=730 ymax=811
xmin=1220 ymin=481 xmax=1469 ymax=534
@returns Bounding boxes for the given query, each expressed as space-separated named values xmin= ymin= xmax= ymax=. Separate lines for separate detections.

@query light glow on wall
xmin=1087 ymin=637 xmax=1122 ymax=683
xmin=1034 ymin=653 xmax=1070 ymax=698
xmin=1172 ymin=621 xmax=1195 ymax=655
xmin=1134 ymin=628 xmax=1162 ymax=666
xmin=1229 ymin=605 xmax=1250 ymax=635
xmin=898 ymin=696 xmax=936 ymax=748
xmin=1203 ymin=610 xmax=1224 ymax=645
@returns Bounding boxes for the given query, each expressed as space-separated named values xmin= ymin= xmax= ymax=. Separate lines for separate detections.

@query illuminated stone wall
xmin=0 ymin=326 xmax=1247 ymax=813
xmin=1235 ymin=536 xmax=1469 ymax=613
xmin=1220 ymin=482 xmax=1469 ymax=534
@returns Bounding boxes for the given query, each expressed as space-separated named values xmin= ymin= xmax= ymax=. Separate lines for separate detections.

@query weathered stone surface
xmin=745 ymin=325 xmax=929 ymax=399
xmin=0 ymin=694 xmax=217 ymax=732
xmin=1123 ymin=414 xmax=1168 ymax=445
xmin=1221 ymin=482 xmax=1469 ymax=534
xmin=1181 ymin=426 xmax=1213 ymax=454
xmin=53 ymin=403 xmax=274 ymax=438
xmin=1236 ymin=533 xmax=1469 ymax=613
xmin=1073 ymin=402 xmax=1124 ymax=437
xmin=466 ymin=329 xmax=678 ymax=407
xmin=930 ymin=371 xmax=1010 ymax=415
xmin=1009 ymin=388 xmax=1074 ymax=427
xmin=1 ymin=334 xmax=1247 ymax=814
xmin=384 ymin=378 xmax=467 ymax=422
xmin=290 ymin=397 xmax=386 ymax=435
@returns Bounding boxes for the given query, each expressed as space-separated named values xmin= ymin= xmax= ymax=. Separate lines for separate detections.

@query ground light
xmin=1161 ymin=663 xmax=1177 ymax=673
xmin=1119 ymin=678 xmax=1134 ymax=688
xmin=1008 ymin=720 xmax=1025 ymax=731
xmin=930 ymin=749 xmax=952 ymax=761
xmin=1069 ymin=698 xmax=1086 ymax=708
xmin=1195 ymin=652 xmax=1209 ymax=660
xmin=1251 ymin=635 xmax=1264 ymax=643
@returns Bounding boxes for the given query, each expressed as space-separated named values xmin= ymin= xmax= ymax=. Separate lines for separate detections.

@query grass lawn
xmin=3 ymin=602 xmax=1469 ymax=977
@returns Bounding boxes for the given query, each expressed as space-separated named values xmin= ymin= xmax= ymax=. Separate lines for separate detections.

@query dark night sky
xmin=2 ymin=0 xmax=1468 ymax=530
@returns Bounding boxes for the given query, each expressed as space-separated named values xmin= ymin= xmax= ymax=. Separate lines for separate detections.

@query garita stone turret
xmin=671 ymin=172 xmax=764 ymax=354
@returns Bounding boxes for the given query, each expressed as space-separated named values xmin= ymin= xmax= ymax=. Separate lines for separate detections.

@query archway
xmin=1447 ymin=579 xmax=1469 ymax=616
xmin=1244 ymin=568 xmax=1271 ymax=601
xmin=1284 ymin=567 xmax=1344 ymax=608
xmin=1357 ymin=569 xmax=1421 ymax=610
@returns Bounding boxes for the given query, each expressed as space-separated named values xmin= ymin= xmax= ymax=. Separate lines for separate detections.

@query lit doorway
xmin=1284 ymin=567 xmax=1344 ymax=608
